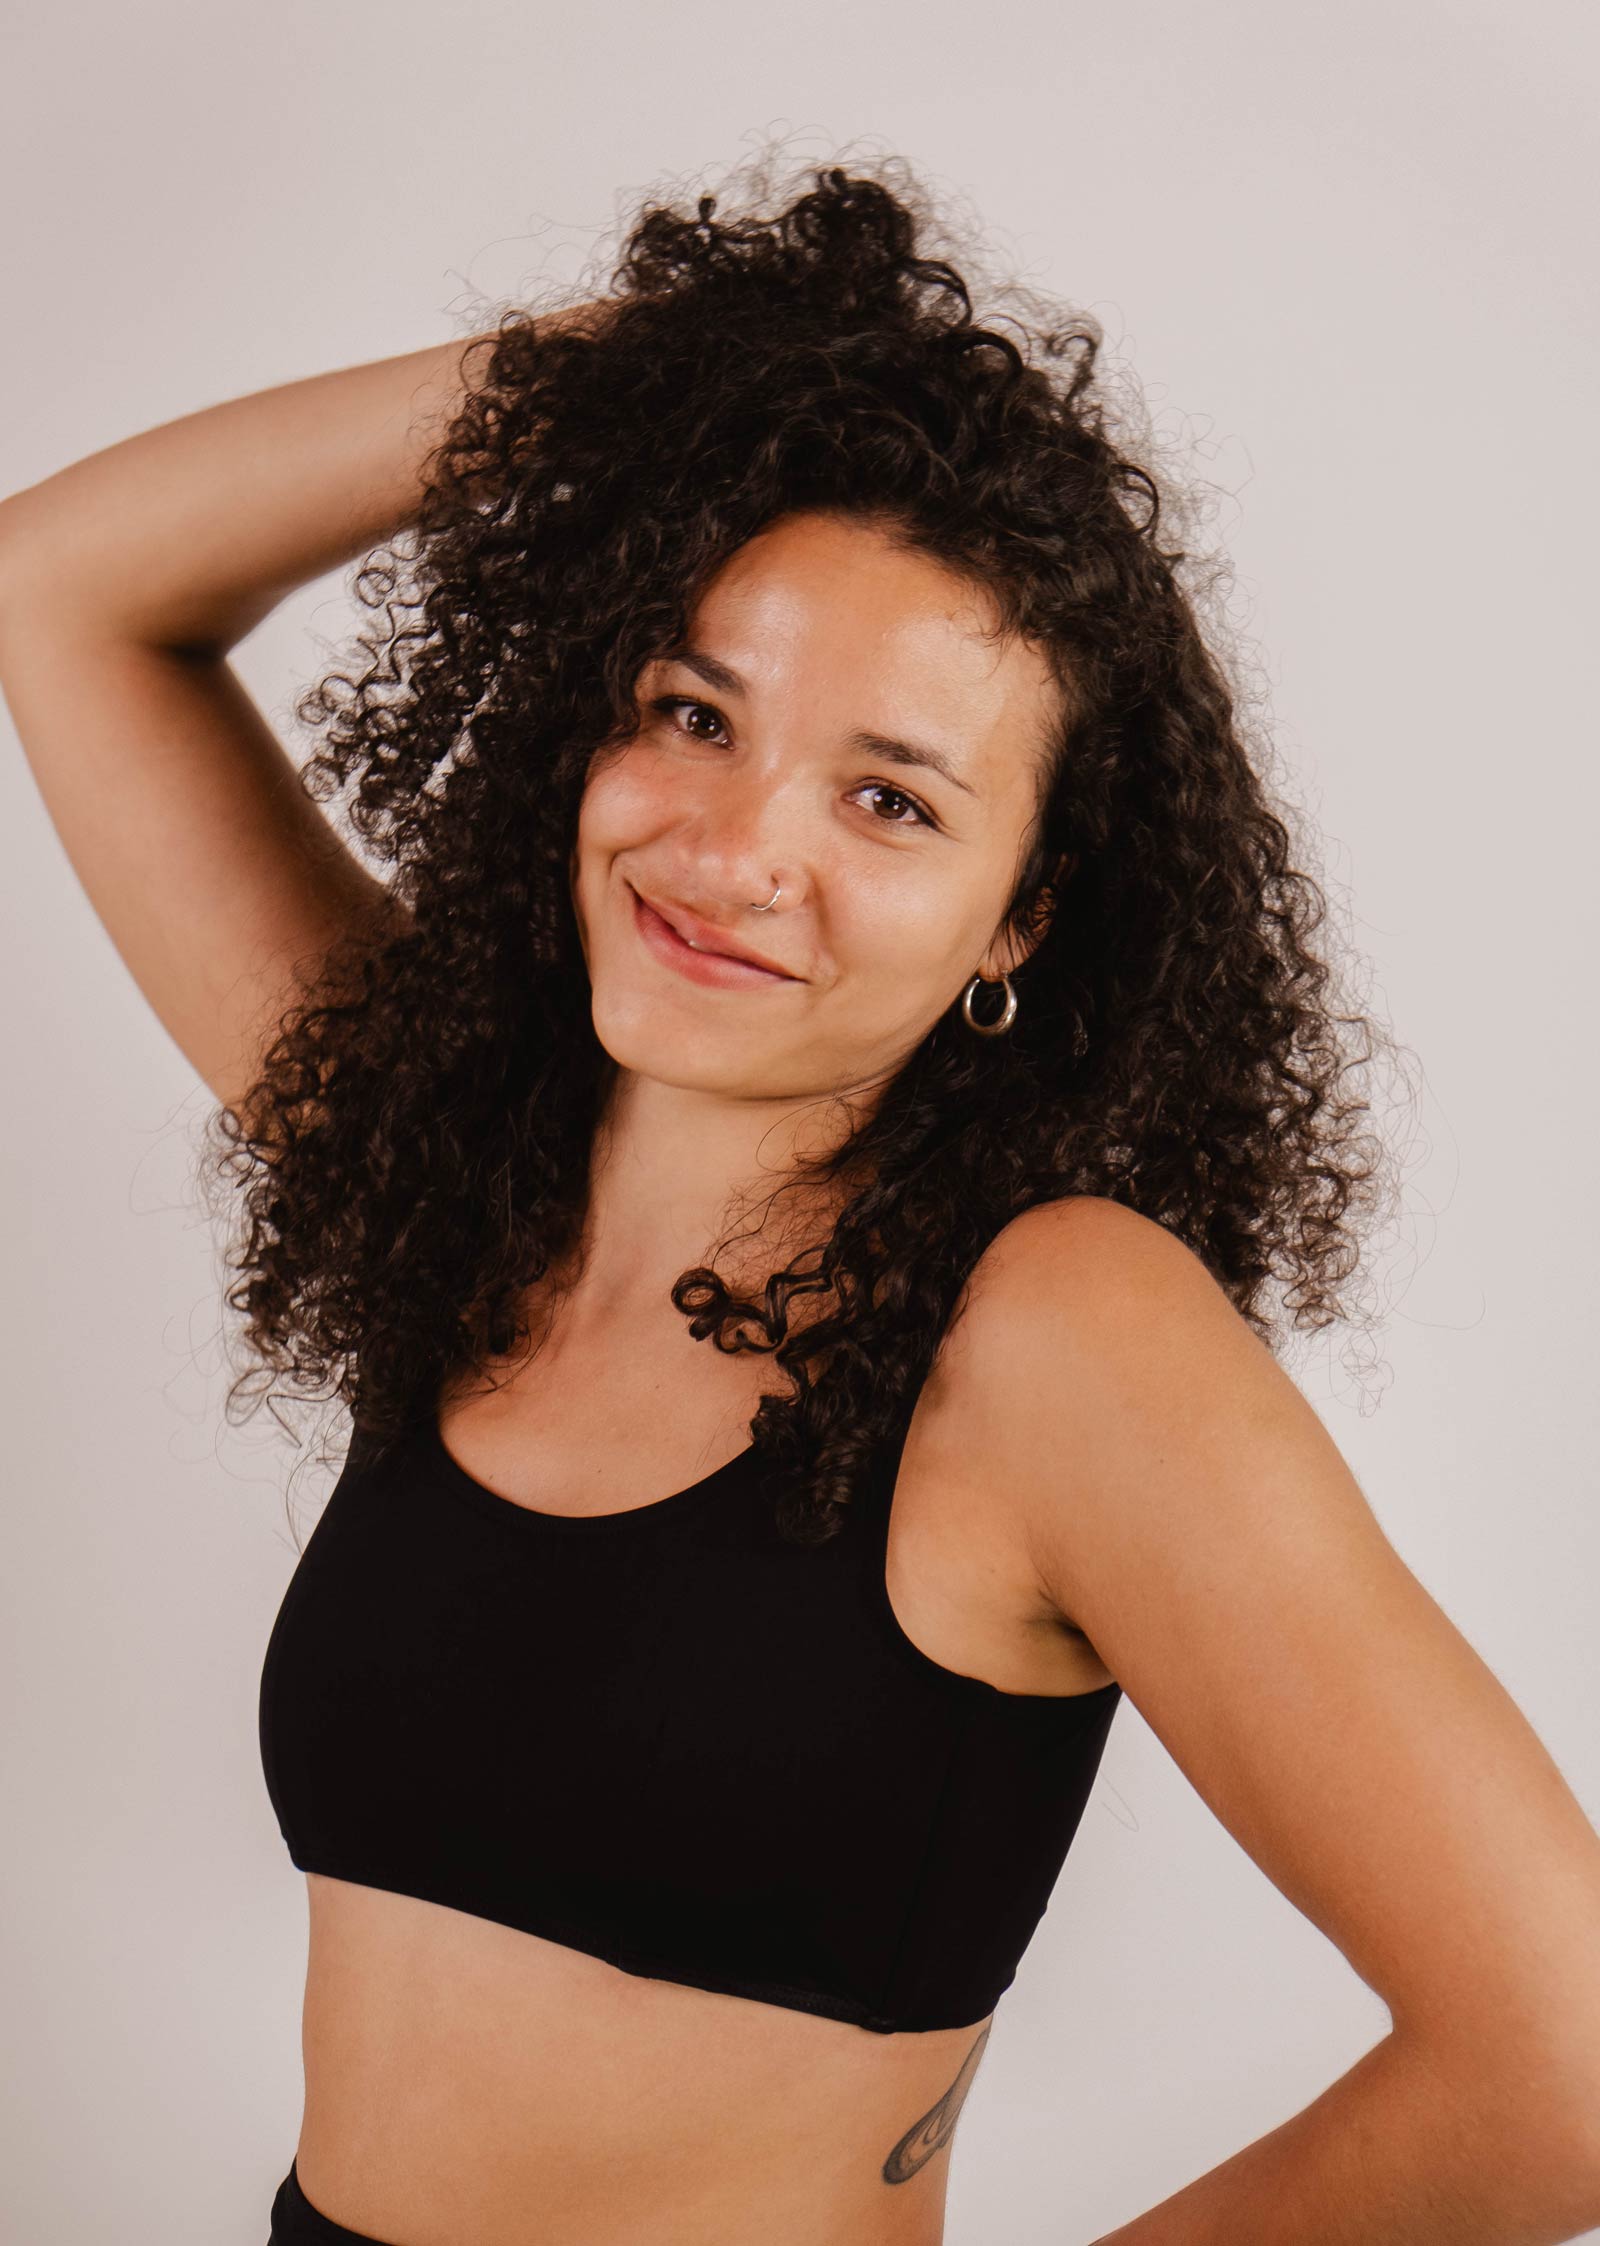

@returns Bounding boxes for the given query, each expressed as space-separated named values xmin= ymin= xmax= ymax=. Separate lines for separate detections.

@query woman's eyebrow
xmin=660 ymin=641 xmax=978 ymax=798
xmin=662 ymin=641 xmax=746 ymax=698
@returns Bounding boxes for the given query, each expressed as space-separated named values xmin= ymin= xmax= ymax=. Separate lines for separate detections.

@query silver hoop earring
xmin=749 ymin=883 xmax=781 ymax=913
xmin=961 ymin=972 xmax=1017 ymax=1036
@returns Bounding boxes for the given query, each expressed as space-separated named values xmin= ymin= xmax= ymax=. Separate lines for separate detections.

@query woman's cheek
xmin=579 ymin=750 xmax=673 ymax=850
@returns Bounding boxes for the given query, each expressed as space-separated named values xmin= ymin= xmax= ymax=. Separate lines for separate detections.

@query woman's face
xmin=570 ymin=508 xmax=1062 ymax=1103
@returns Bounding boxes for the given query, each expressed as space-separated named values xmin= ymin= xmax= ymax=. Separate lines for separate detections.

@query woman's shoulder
xmin=948 ymin=1191 xmax=1232 ymax=1355
xmin=917 ymin=1192 xmax=1293 ymax=1631
xmin=936 ymin=1191 xmax=1279 ymax=1470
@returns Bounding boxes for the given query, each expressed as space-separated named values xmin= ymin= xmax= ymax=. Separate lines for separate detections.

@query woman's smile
xmin=628 ymin=882 xmax=804 ymax=989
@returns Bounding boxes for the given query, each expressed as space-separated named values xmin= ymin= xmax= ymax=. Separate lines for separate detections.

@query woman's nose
xmin=682 ymin=766 xmax=802 ymax=886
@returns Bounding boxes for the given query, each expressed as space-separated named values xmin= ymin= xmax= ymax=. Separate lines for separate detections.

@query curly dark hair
xmin=201 ymin=149 xmax=1413 ymax=1547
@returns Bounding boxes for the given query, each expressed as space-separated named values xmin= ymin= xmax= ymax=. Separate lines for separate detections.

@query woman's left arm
xmin=940 ymin=1196 xmax=1600 ymax=2246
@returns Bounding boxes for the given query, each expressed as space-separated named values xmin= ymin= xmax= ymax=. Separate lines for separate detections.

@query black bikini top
xmin=258 ymin=1409 xmax=1122 ymax=2036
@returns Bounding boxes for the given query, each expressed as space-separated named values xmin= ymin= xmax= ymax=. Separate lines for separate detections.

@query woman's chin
xmin=587 ymin=993 xmax=763 ymax=1092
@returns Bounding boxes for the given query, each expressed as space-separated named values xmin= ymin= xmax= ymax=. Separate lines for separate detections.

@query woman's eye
xmin=849 ymin=782 xmax=934 ymax=830
xmin=647 ymin=696 xmax=934 ymax=830
xmin=651 ymin=694 xmax=727 ymax=743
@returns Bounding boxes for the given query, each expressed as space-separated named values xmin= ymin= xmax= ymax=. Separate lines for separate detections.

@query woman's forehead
xmin=675 ymin=520 xmax=1049 ymax=703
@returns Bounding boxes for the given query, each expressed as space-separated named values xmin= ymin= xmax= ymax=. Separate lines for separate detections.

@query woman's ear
xmin=982 ymin=853 xmax=1073 ymax=981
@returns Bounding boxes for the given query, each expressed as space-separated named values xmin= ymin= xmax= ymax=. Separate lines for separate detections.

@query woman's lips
xmin=629 ymin=885 xmax=799 ymax=989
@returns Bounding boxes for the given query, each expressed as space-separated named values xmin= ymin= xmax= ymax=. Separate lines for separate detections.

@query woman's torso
xmin=267 ymin=1304 xmax=1119 ymax=2246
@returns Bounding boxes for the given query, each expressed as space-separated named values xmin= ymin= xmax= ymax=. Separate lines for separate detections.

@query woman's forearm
xmin=1087 ymin=2028 xmax=1600 ymax=2246
xmin=0 ymin=321 xmax=523 ymax=654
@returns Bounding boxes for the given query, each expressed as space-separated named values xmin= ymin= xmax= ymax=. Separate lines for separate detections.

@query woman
xmin=3 ymin=156 xmax=1599 ymax=2246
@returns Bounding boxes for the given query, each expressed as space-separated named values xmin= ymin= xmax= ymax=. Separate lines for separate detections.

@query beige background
xmin=3 ymin=3 xmax=1597 ymax=2239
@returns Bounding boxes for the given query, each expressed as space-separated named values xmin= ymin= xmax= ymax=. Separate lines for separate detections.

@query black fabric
xmin=258 ymin=1411 xmax=1121 ymax=2036
xmin=269 ymin=2159 xmax=397 ymax=2245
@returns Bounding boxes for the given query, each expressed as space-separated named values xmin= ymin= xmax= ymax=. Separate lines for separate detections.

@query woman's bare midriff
xmin=294 ymin=1878 xmax=994 ymax=2246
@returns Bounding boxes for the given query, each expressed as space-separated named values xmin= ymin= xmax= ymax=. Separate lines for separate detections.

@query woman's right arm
xmin=0 ymin=324 xmax=512 ymax=1113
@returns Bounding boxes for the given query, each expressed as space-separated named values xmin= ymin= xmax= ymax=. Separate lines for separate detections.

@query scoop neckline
xmin=419 ymin=1412 xmax=759 ymax=1533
